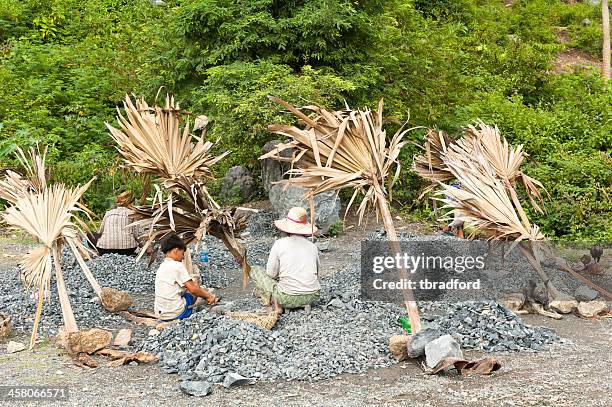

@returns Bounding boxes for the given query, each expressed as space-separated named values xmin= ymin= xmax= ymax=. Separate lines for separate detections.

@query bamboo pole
xmin=374 ymin=181 xmax=421 ymax=333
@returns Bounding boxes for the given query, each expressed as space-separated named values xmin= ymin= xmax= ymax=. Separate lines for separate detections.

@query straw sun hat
xmin=274 ymin=207 xmax=318 ymax=235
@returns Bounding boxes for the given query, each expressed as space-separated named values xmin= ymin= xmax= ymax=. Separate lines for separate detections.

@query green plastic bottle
xmin=398 ymin=316 xmax=412 ymax=334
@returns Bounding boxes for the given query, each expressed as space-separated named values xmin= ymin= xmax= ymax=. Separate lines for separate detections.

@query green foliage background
xmin=0 ymin=0 xmax=610 ymax=240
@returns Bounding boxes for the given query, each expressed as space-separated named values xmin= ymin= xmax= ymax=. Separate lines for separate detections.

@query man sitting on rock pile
xmin=251 ymin=207 xmax=321 ymax=314
xmin=154 ymin=234 xmax=219 ymax=321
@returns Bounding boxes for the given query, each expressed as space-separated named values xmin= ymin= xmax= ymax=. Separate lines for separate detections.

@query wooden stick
xmin=67 ymin=239 xmax=102 ymax=297
xmin=556 ymin=260 xmax=612 ymax=300
xmin=518 ymin=243 xmax=560 ymax=299
xmin=53 ymin=245 xmax=78 ymax=333
xmin=375 ymin=181 xmax=421 ymax=333
xmin=29 ymin=261 xmax=47 ymax=349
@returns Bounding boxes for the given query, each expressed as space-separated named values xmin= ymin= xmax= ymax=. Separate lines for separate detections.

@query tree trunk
xmin=374 ymin=182 xmax=422 ymax=333
xmin=603 ymin=0 xmax=611 ymax=80
xmin=53 ymin=245 xmax=79 ymax=333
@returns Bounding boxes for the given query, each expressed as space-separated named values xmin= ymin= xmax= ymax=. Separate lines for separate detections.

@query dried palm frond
xmin=411 ymin=128 xmax=457 ymax=184
xmin=435 ymin=153 xmax=545 ymax=242
xmin=461 ymin=121 xmax=546 ymax=213
xmin=106 ymin=95 xmax=229 ymax=185
xmin=416 ymin=123 xmax=560 ymax=299
xmin=260 ymin=97 xmax=413 ymax=226
xmin=0 ymin=146 xmax=48 ymax=203
xmin=260 ymin=96 xmax=422 ymax=332
xmin=129 ymin=184 xmax=251 ymax=285
xmin=413 ymin=121 xmax=545 ymax=212
xmin=1 ymin=181 xmax=100 ymax=348
xmin=106 ymin=94 xmax=251 ymax=285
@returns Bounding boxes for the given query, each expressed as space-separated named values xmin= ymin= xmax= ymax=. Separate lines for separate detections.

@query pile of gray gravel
xmin=0 ymin=248 xmax=242 ymax=335
xmin=139 ymin=299 xmax=405 ymax=382
xmin=425 ymin=301 xmax=560 ymax=352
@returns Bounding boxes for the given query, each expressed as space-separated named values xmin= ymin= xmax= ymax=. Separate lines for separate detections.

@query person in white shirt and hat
xmin=250 ymin=207 xmax=321 ymax=314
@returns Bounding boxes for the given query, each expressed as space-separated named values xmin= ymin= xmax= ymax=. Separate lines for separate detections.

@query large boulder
xmin=261 ymin=140 xmax=291 ymax=192
xmin=549 ymin=295 xmax=578 ymax=314
xmin=180 ymin=381 xmax=212 ymax=397
xmin=220 ymin=166 xmax=257 ymax=203
xmin=406 ymin=328 xmax=444 ymax=358
xmin=268 ymin=180 xmax=340 ymax=234
xmin=389 ymin=335 xmax=410 ymax=361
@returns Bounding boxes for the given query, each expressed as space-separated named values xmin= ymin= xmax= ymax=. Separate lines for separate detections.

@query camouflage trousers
xmin=250 ymin=266 xmax=320 ymax=309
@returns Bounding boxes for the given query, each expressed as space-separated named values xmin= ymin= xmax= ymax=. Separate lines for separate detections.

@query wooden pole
xmin=67 ymin=239 xmax=102 ymax=297
xmin=29 ymin=254 xmax=49 ymax=349
xmin=374 ymin=182 xmax=422 ymax=333
xmin=53 ymin=245 xmax=78 ymax=333
xmin=518 ymin=243 xmax=560 ymax=299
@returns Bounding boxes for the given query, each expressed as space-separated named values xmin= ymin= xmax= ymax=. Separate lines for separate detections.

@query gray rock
xmin=179 ymin=381 xmax=212 ymax=397
xmin=268 ymin=180 xmax=340 ymax=234
xmin=425 ymin=334 xmax=463 ymax=369
xmin=261 ymin=139 xmax=291 ymax=192
xmin=581 ymin=18 xmax=591 ymax=26
xmin=222 ymin=372 xmax=254 ymax=388
xmin=406 ymin=328 xmax=444 ymax=358
xmin=220 ymin=166 xmax=257 ymax=203
xmin=574 ymin=285 xmax=598 ymax=302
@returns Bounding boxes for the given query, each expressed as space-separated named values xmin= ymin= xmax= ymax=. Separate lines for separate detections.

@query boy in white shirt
xmin=154 ymin=234 xmax=219 ymax=320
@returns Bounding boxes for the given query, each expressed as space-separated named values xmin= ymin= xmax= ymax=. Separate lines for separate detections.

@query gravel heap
xmin=139 ymin=299 xmax=405 ymax=382
xmin=0 ymin=248 xmax=240 ymax=334
xmin=425 ymin=301 xmax=560 ymax=352
xmin=0 ymin=263 xmax=128 ymax=335
xmin=137 ymin=262 xmax=561 ymax=384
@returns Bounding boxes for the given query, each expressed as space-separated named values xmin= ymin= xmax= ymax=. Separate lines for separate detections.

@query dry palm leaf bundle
xmin=415 ymin=122 xmax=561 ymax=300
xmin=260 ymin=96 xmax=422 ymax=332
xmin=0 ymin=156 xmax=102 ymax=348
xmin=413 ymin=121 xmax=545 ymax=212
xmin=461 ymin=121 xmax=546 ymax=213
xmin=128 ymin=183 xmax=251 ymax=285
xmin=106 ymin=94 xmax=251 ymax=285
xmin=411 ymin=129 xmax=457 ymax=191
xmin=106 ymin=95 xmax=229 ymax=184
xmin=0 ymin=146 xmax=48 ymax=202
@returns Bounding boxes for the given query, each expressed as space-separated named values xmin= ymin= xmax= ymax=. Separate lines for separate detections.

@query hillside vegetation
xmin=0 ymin=0 xmax=610 ymax=240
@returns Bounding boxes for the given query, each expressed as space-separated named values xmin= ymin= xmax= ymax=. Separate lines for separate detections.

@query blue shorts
xmin=166 ymin=292 xmax=195 ymax=321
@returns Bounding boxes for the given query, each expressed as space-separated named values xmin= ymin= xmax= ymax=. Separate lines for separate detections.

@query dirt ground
xmin=0 ymin=218 xmax=610 ymax=407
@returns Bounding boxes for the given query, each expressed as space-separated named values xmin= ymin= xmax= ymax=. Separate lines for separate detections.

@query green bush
xmin=454 ymin=74 xmax=612 ymax=241
xmin=0 ymin=0 xmax=610 ymax=241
